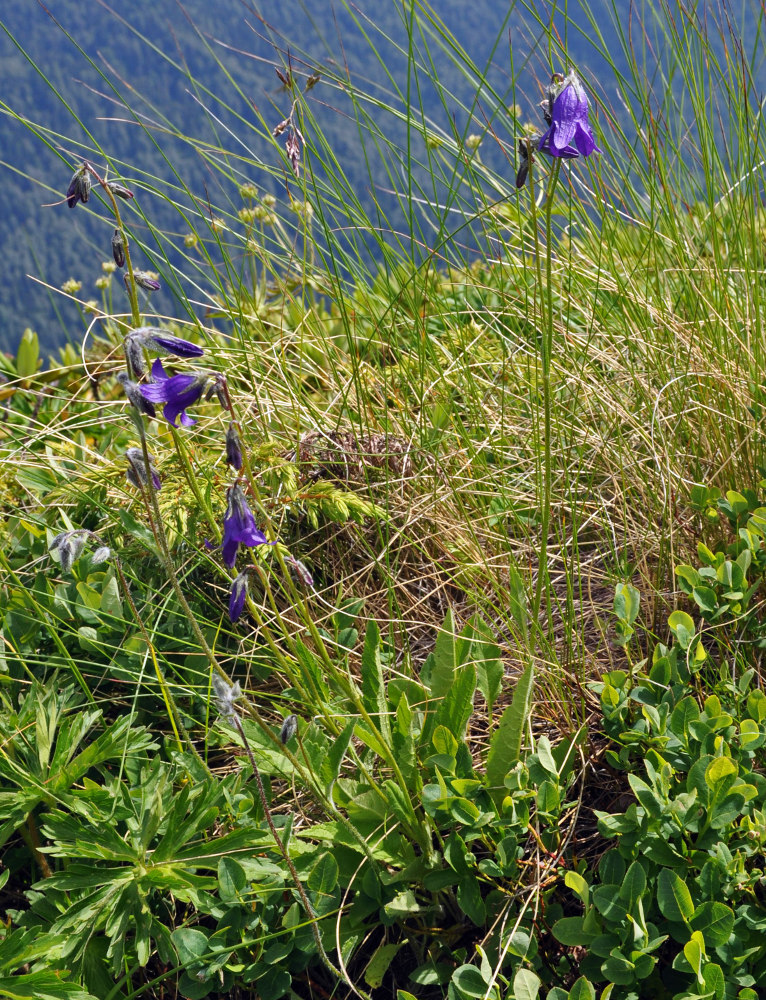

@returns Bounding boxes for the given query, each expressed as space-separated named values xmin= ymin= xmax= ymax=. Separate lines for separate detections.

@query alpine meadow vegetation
xmin=3 ymin=2 xmax=766 ymax=999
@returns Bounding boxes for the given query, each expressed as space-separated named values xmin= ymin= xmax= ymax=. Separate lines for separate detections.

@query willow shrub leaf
xmin=657 ymin=869 xmax=695 ymax=923
xmin=486 ymin=661 xmax=534 ymax=804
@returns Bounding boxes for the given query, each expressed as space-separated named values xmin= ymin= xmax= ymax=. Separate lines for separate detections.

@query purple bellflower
xmin=138 ymin=358 xmax=208 ymax=427
xmin=225 ymin=423 xmax=243 ymax=470
xmin=222 ymin=484 xmax=269 ymax=568
xmin=538 ymin=69 xmax=601 ymax=159
xmin=128 ymin=326 xmax=204 ymax=359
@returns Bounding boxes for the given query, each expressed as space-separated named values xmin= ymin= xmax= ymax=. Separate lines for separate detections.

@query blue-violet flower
xmin=138 ymin=358 xmax=208 ymax=427
xmin=222 ymin=484 xmax=269 ymax=568
xmin=538 ymin=69 xmax=601 ymax=159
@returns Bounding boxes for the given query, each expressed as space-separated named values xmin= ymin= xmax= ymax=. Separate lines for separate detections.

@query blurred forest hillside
xmin=0 ymin=0 xmax=761 ymax=355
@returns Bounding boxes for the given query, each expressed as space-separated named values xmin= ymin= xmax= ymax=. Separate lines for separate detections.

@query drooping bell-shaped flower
xmin=222 ymin=484 xmax=270 ymax=568
xmin=538 ymin=69 xmax=601 ymax=159
xmin=138 ymin=358 xmax=208 ymax=427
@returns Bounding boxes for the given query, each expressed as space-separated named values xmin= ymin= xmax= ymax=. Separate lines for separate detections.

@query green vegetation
xmin=2 ymin=2 xmax=766 ymax=999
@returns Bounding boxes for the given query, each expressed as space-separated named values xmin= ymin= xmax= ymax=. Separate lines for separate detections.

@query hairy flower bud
xmin=66 ymin=165 xmax=91 ymax=208
xmin=212 ymin=675 xmax=241 ymax=719
xmin=116 ymin=371 xmax=156 ymax=417
xmin=91 ymin=546 xmax=111 ymax=565
xmin=128 ymin=327 xmax=204 ymax=359
xmin=225 ymin=423 xmax=243 ymax=469
xmin=128 ymin=270 xmax=161 ymax=292
xmin=49 ymin=530 xmax=87 ymax=573
xmin=111 ymin=228 xmax=126 ymax=268
xmin=107 ymin=181 xmax=134 ymax=200
xmin=125 ymin=447 xmax=161 ymax=491
xmin=286 ymin=554 xmax=314 ymax=588
xmin=229 ymin=571 xmax=249 ymax=622
xmin=280 ymin=714 xmax=298 ymax=745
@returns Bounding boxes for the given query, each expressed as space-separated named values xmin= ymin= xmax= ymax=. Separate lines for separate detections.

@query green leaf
xmin=683 ymin=930 xmax=706 ymax=980
xmin=668 ymin=610 xmax=696 ymax=649
xmin=429 ymin=608 xmax=457 ymax=700
xmin=619 ymin=861 xmax=646 ymax=911
xmin=451 ymin=965 xmax=491 ymax=998
xmin=657 ymin=869 xmax=694 ymax=923
xmin=172 ymin=927 xmax=209 ymax=964
xmin=692 ymin=586 xmax=718 ymax=614
xmin=0 ymin=973 xmax=97 ymax=1000
xmin=568 ymin=978 xmax=596 ymax=1000
xmin=614 ymin=583 xmax=640 ymax=624
xmin=486 ymin=662 xmax=534 ymax=803
xmin=512 ymin=968 xmax=541 ymax=1000
xmin=320 ymin=719 xmax=355 ymax=793
xmin=364 ymin=943 xmax=403 ymax=989
xmin=361 ymin=620 xmax=392 ymax=743
xmin=690 ymin=901 xmax=734 ymax=948
xmin=217 ymin=856 xmax=247 ymax=902
xmin=392 ymin=693 xmax=418 ymax=791
xmin=457 ymin=876 xmax=486 ymax=926
xmin=15 ymin=328 xmax=40 ymax=379
xmin=434 ymin=663 xmax=476 ymax=741
xmin=703 ymin=964 xmax=725 ymax=1000
xmin=565 ymin=871 xmax=590 ymax=906
xmin=307 ymin=852 xmax=339 ymax=895
xmin=551 ymin=916 xmax=598 ymax=947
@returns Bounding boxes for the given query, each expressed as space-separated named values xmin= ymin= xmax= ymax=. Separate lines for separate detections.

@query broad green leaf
xmin=392 ymin=692 xmax=418 ymax=790
xmin=683 ymin=930 xmax=705 ymax=980
xmin=217 ymin=857 xmax=247 ymax=902
xmin=565 ymin=870 xmax=590 ymax=906
xmin=614 ymin=582 xmax=640 ymax=624
xmin=657 ymin=869 xmax=694 ymax=923
xmin=512 ymin=968 xmax=541 ymax=1000
xmin=568 ymin=978 xmax=596 ymax=1000
xmin=702 ymin=963 xmax=725 ymax=1000
xmin=15 ymin=327 xmax=40 ymax=379
xmin=668 ymin=610 xmax=695 ymax=649
xmin=451 ymin=964 xmax=491 ymax=998
xmin=486 ymin=662 xmax=534 ymax=803
xmin=434 ymin=663 xmax=476 ymax=741
xmin=307 ymin=852 xmax=339 ymax=895
xmin=364 ymin=943 xmax=403 ymax=989
xmin=551 ymin=916 xmax=597 ymax=947
xmin=172 ymin=927 xmax=209 ymax=964
xmin=0 ymin=973 xmax=97 ymax=1000
xmin=429 ymin=608 xmax=457 ymax=700
xmin=619 ymin=861 xmax=646 ymax=910
xmin=457 ymin=876 xmax=485 ymax=926
xmin=690 ymin=901 xmax=735 ymax=948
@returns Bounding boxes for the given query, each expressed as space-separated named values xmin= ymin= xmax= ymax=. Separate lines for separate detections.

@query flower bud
xmin=212 ymin=675 xmax=241 ymax=719
xmin=116 ymin=371 xmax=156 ymax=417
xmin=129 ymin=271 xmax=161 ymax=292
xmin=66 ymin=165 xmax=91 ymax=208
xmin=111 ymin=228 xmax=126 ymax=268
xmin=125 ymin=447 xmax=161 ymax=491
xmin=49 ymin=530 xmax=86 ymax=573
xmin=286 ymin=554 xmax=313 ymax=588
xmin=280 ymin=714 xmax=298 ymax=745
xmin=229 ymin=571 xmax=249 ymax=622
xmin=107 ymin=181 xmax=134 ymax=200
xmin=225 ymin=423 xmax=243 ymax=469
xmin=91 ymin=546 xmax=111 ymax=565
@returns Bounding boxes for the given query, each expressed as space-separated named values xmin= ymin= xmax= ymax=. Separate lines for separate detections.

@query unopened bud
xmin=107 ymin=181 xmax=134 ymax=200
xmin=225 ymin=423 xmax=243 ymax=469
xmin=116 ymin=371 xmax=156 ymax=417
xmin=111 ymin=228 xmax=126 ymax=268
xmin=91 ymin=546 xmax=111 ymax=565
xmin=66 ymin=165 xmax=91 ymax=208
xmin=129 ymin=270 xmax=161 ymax=292
xmin=280 ymin=714 xmax=298 ymax=745
xmin=125 ymin=447 xmax=161 ymax=491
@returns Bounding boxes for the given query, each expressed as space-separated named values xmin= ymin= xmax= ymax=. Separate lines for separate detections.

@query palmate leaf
xmin=0 ymin=973 xmax=97 ymax=1000
xmin=486 ymin=661 xmax=534 ymax=804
